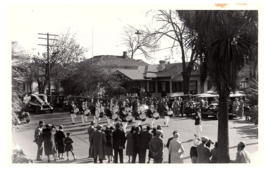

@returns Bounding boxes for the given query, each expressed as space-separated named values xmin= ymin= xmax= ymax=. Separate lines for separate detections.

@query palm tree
xmin=177 ymin=10 xmax=258 ymax=163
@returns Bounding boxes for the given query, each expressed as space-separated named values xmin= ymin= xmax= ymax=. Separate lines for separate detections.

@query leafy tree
xmin=177 ymin=10 xmax=258 ymax=163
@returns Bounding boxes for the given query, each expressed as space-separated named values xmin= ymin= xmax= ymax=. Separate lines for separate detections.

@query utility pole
xmin=38 ymin=33 xmax=58 ymax=96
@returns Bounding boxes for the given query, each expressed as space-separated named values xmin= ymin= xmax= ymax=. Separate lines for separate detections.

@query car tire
xmin=50 ymin=110 xmax=53 ymax=113
xmin=35 ymin=107 xmax=41 ymax=114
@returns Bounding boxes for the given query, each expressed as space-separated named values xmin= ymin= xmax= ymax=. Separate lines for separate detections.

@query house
xmin=114 ymin=60 xmax=213 ymax=97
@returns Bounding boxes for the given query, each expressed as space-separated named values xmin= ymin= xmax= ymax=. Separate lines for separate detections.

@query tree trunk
xmin=217 ymin=92 xmax=230 ymax=163
xmin=182 ymin=67 xmax=192 ymax=95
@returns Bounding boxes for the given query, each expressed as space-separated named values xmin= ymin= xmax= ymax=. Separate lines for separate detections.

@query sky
xmin=6 ymin=2 xmax=263 ymax=65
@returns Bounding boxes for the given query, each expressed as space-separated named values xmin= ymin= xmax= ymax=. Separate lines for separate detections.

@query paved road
xmin=12 ymin=111 xmax=258 ymax=164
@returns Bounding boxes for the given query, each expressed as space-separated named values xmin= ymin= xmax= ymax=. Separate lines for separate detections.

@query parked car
xmin=22 ymin=94 xmax=53 ymax=114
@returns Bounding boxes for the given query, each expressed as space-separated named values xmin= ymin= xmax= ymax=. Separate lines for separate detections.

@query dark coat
xmin=112 ymin=128 xmax=126 ymax=149
xmin=149 ymin=136 xmax=164 ymax=159
xmin=139 ymin=131 xmax=152 ymax=150
xmin=90 ymin=130 xmax=106 ymax=159
xmin=42 ymin=127 xmax=56 ymax=156
xmin=54 ymin=130 xmax=66 ymax=153
xmin=166 ymin=137 xmax=174 ymax=149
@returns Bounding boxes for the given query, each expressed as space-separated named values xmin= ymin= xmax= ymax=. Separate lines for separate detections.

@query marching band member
xmin=119 ymin=107 xmax=128 ymax=133
xmin=147 ymin=103 xmax=155 ymax=128
xmin=163 ymin=101 xmax=172 ymax=127
xmin=105 ymin=99 xmax=113 ymax=126
xmin=132 ymin=97 xmax=141 ymax=126
xmin=69 ymin=101 xmax=77 ymax=124
xmin=79 ymin=99 xmax=86 ymax=125
xmin=83 ymin=99 xmax=90 ymax=123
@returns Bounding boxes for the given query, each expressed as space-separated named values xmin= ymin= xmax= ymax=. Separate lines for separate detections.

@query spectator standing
xmin=196 ymin=136 xmax=212 ymax=163
xmin=90 ymin=125 xmax=106 ymax=163
xmin=87 ymin=121 xmax=95 ymax=158
xmin=64 ymin=131 xmax=76 ymax=161
xmin=105 ymin=126 xmax=114 ymax=163
xmin=112 ymin=123 xmax=126 ymax=163
xmin=172 ymin=97 xmax=180 ymax=117
xmin=149 ymin=130 xmax=164 ymax=163
xmin=132 ymin=126 xmax=141 ymax=163
xmin=179 ymin=97 xmax=184 ymax=117
xmin=139 ymin=125 xmax=153 ymax=163
xmin=42 ymin=124 xmax=57 ymax=162
xmin=166 ymin=130 xmax=178 ymax=163
xmin=54 ymin=125 xmax=66 ymax=159
xmin=233 ymin=98 xmax=240 ymax=118
xmin=211 ymin=142 xmax=218 ymax=163
xmin=126 ymin=126 xmax=135 ymax=163
xmin=190 ymin=138 xmax=200 ymax=163
xmin=168 ymin=133 xmax=184 ymax=163
xmin=239 ymin=99 xmax=244 ymax=119
xmin=235 ymin=141 xmax=251 ymax=163
xmin=195 ymin=108 xmax=202 ymax=138
xmin=34 ymin=120 xmax=44 ymax=161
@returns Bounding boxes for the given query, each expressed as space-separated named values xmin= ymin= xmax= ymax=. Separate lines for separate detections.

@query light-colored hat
xmin=194 ymin=138 xmax=201 ymax=146
xmin=201 ymin=136 xmax=209 ymax=142
xmin=97 ymin=125 xmax=103 ymax=130
xmin=156 ymin=130 xmax=163 ymax=136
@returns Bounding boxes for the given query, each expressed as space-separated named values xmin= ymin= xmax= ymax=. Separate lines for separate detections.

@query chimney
xmin=123 ymin=51 xmax=127 ymax=58
xmin=158 ymin=60 xmax=166 ymax=71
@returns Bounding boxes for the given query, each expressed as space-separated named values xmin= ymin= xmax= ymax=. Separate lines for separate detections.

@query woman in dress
xmin=169 ymin=133 xmax=185 ymax=163
xmin=42 ymin=124 xmax=57 ymax=162
xmin=105 ymin=126 xmax=114 ymax=163
xmin=126 ymin=126 xmax=135 ymax=163
xmin=54 ymin=125 xmax=66 ymax=159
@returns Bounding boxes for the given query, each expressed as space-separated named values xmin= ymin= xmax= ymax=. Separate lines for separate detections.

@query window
xmin=172 ymin=82 xmax=183 ymax=92
xmin=189 ymin=81 xmax=198 ymax=94
xmin=148 ymin=81 xmax=155 ymax=93
xmin=158 ymin=81 xmax=170 ymax=93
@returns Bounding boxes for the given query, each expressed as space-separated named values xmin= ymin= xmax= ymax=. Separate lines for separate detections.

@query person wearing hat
xmin=42 ymin=124 xmax=57 ymax=162
xmin=166 ymin=130 xmax=178 ymax=163
xmin=149 ymin=130 xmax=164 ymax=163
xmin=112 ymin=123 xmax=126 ymax=163
xmin=90 ymin=125 xmax=106 ymax=163
xmin=87 ymin=121 xmax=96 ymax=158
xmin=196 ymin=136 xmax=212 ymax=163
xmin=34 ymin=120 xmax=44 ymax=161
xmin=54 ymin=125 xmax=66 ymax=159
xmin=235 ymin=141 xmax=251 ymax=163
xmin=168 ymin=133 xmax=184 ymax=163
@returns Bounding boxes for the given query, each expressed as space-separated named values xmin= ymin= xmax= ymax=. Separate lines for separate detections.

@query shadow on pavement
xmin=230 ymin=125 xmax=258 ymax=139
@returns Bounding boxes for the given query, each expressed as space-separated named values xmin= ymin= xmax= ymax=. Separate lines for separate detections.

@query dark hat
xmin=172 ymin=130 xmax=178 ymax=134
xmin=97 ymin=125 xmax=103 ymax=130
xmin=238 ymin=141 xmax=246 ymax=147
xmin=39 ymin=121 xmax=44 ymax=126
xmin=91 ymin=121 xmax=95 ymax=125
xmin=66 ymin=131 xmax=71 ymax=135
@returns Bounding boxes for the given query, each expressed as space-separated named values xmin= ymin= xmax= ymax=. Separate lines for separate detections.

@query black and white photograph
xmin=6 ymin=1 xmax=263 ymax=166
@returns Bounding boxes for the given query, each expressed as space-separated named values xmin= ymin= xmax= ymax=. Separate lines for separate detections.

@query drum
xmin=95 ymin=109 xmax=103 ymax=118
xmin=84 ymin=109 xmax=90 ymax=116
xmin=74 ymin=108 xmax=79 ymax=114
xmin=139 ymin=113 xmax=147 ymax=122
xmin=153 ymin=112 xmax=160 ymax=120
xmin=126 ymin=115 xmax=133 ymax=123
xmin=167 ymin=111 xmax=174 ymax=117
xmin=112 ymin=114 xmax=119 ymax=121
xmin=139 ymin=104 xmax=149 ymax=113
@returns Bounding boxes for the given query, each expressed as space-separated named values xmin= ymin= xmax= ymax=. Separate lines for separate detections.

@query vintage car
xmin=199 ymin=92 xmax=249 ymax=119
xmin=22 ymin=94 xmax=53 ymax=114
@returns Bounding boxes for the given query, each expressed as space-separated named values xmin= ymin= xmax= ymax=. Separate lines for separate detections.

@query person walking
xmin=91 ymin=125 xmax=106 ymax=163
xmin=105 ymin=126 xmax=114 ymax=163
xmin=163 ymin=101 xmax=171 ymax=127
xmin=42 ymin=124 xmax=57 ymax=162
xmin=234 ymin=141 xmax=251 ymax=163
xmin=69 ymin=101 xmax=77 ymax=124
xmin=166 ymin=130 xmax=178 ymax=163
xmin=196 ymin=136 xmax=212 ymax=163
xmin=126 ymin=126 xmax=135 ymax=163
xmin=139 ymin=125 xmax=153 ymax=163
xmin=149 ymin=130 xmax=164 ymax=163
xmin=168 ymin=133 xmax=185 ymax=163
xmin=195 ymin=108 xmax=202 ymax=138
xmin=112 ymin=123 xmax=126 ymax=163
xmin=87 ymin=121 xmax=95 ymax=158
xmin=34 ymin=120 xmax=44 ymax=161
xmin=54 ymin=125 xmax=66 ymax=159
xmin=64 ymin=131 xmax=76 ymax=161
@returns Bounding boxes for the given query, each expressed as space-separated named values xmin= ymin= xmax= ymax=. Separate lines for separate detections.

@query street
xmin=12 ymin=111 xmax=258 ymax=164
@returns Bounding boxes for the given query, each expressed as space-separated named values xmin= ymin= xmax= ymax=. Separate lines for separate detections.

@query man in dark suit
xmin=139 ymin=125 xmax=153 ymax=163
xmin=87 ymin=121 xmax=95 ymax=158
xmin=34 ymin=120 xmax=44 ymax=161
xmin=166 ymin=130 xmax=178 ymax=163
xmin=112 ymin=123 xmax=126 ymax=163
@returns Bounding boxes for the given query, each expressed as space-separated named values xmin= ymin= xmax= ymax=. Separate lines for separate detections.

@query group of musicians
xmin=69 ymin=96 xmax=176 ymax=132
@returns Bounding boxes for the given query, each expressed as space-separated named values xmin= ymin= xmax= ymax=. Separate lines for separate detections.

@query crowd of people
xmin=32 ymin=95 xmax=251 ymax=164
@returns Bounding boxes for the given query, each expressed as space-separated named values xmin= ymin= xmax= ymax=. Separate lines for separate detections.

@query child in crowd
xmin=64 ymin=131 xmax=76 ymax=161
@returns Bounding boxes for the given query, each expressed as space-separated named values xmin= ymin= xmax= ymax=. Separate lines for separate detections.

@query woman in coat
xmin=54 ymin=125 xmax=66 ymax=159
xmin=169 ymin=133 xmax=185 ymax=163
xmin=126 ymin=126 xmax=135 ymax=163
xmin=42 ymin=124 xmax=57 ymax=162
xmin=105 ymin=126 xmax=114 ymax=163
